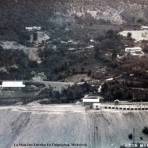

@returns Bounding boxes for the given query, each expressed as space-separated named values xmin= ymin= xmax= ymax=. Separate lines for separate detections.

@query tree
xmin=87 ymin=70 xmax=92 ymax=77
xmin=127 ymin=32 xmax=132 ymax=40
xmin=94 ymin=42 xmax=101 ymax=59
xmin=112 ymin=49 xmax=118 ymax=64
xmin=128 ymin=134 xmax=133 ymax=140
xmin=142 ymin=127 xmax=148 ymax=135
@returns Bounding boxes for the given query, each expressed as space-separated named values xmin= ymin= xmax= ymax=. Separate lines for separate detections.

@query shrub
xmin=128 ymin=134 xmax=133 ymax=140
xmin=142 ymin=127 xmax=148 ymax=135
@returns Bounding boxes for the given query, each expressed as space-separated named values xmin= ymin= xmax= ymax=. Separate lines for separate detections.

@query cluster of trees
xmin=101 ymin=76 xmax=148 ymax=101
xmin=100 ymin=43 xmax=148 ymax=101
xmin=39 ymin=41 xmax=96 ymax=80
xmin=94 ymin=30 xmax=124 ymax=62
xmin=101 ymin=80 xmax=132 ymax=101
xmin=120 ymin=56 xmax=148 ymax=79
xmin=1 ymin=28 xmax=141 ymax=82
xmin=38 ymin=29 xmax=125 ymax=81
xmin=39 ymin=46 xmax=72 ymax=80
xmin=0 ymin=46 xmax=31 ymax=80
xmin=39 ymin=82 xmax=98 ymax=104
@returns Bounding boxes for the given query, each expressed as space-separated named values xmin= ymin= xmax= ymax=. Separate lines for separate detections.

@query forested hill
xmin=0 ymin=0 xmax=148 ymax=29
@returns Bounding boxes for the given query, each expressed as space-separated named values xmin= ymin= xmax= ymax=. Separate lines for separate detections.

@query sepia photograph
xmin=0 ymin=0 xmax=148 ymax=148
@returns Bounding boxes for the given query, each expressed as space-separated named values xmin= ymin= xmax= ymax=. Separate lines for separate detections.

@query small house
xmin=125 ymin=47 xmax=144 ymax=57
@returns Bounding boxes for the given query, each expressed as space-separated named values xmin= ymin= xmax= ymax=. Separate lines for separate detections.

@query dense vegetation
xmin=101 ymin=80 xmax=132 ymax=101
xmin=0 ymin=0 xmax=148 ymax=102
xmin=142 ymin=127 xmax=148 ymax=135
xmin=0 ymin=46 xmax=31 ymax=80
xmin=39 ymin=82 xmax=97 ymax=104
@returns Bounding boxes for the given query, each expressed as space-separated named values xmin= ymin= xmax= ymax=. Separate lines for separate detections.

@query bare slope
xmin=0 ymin=105 xmax=148 ymax=148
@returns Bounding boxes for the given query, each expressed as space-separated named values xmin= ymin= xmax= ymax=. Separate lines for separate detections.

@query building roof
xmin=141 ymin=26 xmax=148 ymax=30
xmin=125 ymin=47 xmax=142 ymax=51
xmin=0 ymin=81 xmax=25 ymax=88
xmin=83 ymin=99 xmax=100 ymax=103
xmin=119 ymin=30 xmax=148 ymax=42
xmin=125 ymin=47 xmax=144 ymax=56
xmin=82 ymin=95 xmax=103 ymax=103
xmin=25 ymin=26 xmax=41 ymax=31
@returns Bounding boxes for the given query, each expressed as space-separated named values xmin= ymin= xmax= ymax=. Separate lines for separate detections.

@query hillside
xmin=0 ymin=105 xmax=148 ymax=148
xmin=0 ymin=0 xmax=148 ymax=101
xmin=0 ymin=0 xmax=148 ymax=26
xmin=0 ymin=0 xmax=148 ymax=39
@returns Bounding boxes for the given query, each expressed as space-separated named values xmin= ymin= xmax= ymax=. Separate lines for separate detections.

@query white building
xmin=25 ymin=26 xmax=41 ymax=31
xmin=82 ymin=95 xmax=104 ymax=107
xmin=141 ymin=26 xmax=148 ymax=30
xmin=119 ymin=30 xmax=148 ymax=42
xmin=0 ymin=81 xmax=25 ymax=88
xmin=125 ymin=47 xmax=144 ymax=57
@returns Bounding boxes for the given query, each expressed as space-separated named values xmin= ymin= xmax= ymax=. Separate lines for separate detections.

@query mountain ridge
xmin=0 ymin=0 xmax=148 ymax=28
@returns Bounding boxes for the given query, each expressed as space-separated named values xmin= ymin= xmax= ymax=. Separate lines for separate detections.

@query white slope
xmin=0 ymin=105 xmax=148 ymax=148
